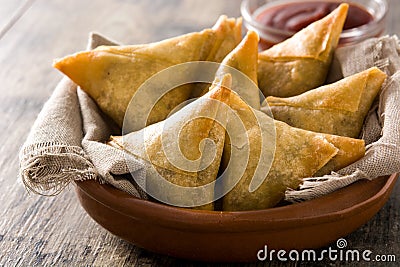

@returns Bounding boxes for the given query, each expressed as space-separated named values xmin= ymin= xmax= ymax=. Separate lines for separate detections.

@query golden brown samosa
xmin=266 ymin=67 xmax=387 ymax=138
xmin=108 ymin=75 xmax=233 ymax=210
xmin=217 ymin=30 xmax=259 ymax=86
xmin=54 ymin=16 xmax=242 ymax=128
xmin=220 ymin=87 xmax=365 ymax=211
xmin=193 ymin=30 xmax=261 ymax=109
xmin=216 ymin=30 xmax=260 ymax=109
xmin=258 ymin=4 xmax=348 ymax=97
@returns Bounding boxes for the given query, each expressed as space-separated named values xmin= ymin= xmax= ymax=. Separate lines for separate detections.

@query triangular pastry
xmin=194 ymin=30 xmax=261 ymax=109
xmin=258 ymin=4 xmax=348 ymax=97
xmin=54 ymin=16 xmax=242 ymax=128
xmin=217 ymin=30 xmax=259 ymax=86
xmin=266 ymin=67 xmax=387 ymax=138
xmin=108 ymin=75 xmax=232 ymax=210
xmin=216 ymin=30 xmax=260 ymax=109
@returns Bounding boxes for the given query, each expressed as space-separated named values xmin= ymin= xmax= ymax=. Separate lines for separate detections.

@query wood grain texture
xmin=0 ymin=0 xmax=34 ymax=40
xmin=0 ymin=0 xmax=399 ymax=266
xmin=386 ymin=0 xmax=400 ymax=35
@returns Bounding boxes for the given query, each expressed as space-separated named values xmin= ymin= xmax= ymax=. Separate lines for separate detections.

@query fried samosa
xmin=194 ymin=30 xmax=261 ymax=109
xmin=216 ymin=30 xmax=260 ymax=109
xmin=217 ymin=30 xmax=259 ymax=86
xmin=221 ymin=88 xmax=365 ymax=211
xmin=108 ymin=75 xmax=233 ymax=210
xmin=258 ymin=3 xmax=348 ymax=97
xmin=54 ymin=16 xmax=242 ymax=128
xmin=265 ymin=67 xmax=387 ymax=138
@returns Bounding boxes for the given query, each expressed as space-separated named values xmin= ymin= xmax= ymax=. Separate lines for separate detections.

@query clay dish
xmin=75 ymin=174 xmax=398 ymax=262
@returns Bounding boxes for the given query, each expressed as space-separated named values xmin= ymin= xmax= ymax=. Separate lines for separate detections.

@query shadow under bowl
xmin=75 ymin=173 xmax=398 ymax=262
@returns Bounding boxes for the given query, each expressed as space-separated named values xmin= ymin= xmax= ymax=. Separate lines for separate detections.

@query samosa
xmin=221 ymin=88 xmax=365 ymax=211
xmin=216 ymin=30 xmax=259 ymax=86
xmin=108 ymin=75 xmax=233 ymax=210
xmin=53 ymin=16 xmax=242 ymax=128
xmin=265 ymin=67 xmax=387 ymax=138
xmin=258 ymin=3 xmax=348 ymax=97
xmin=195 ymin=30 xmax=261 ymax=109
xmin=216 ymin=30 xmax=260 ymax=109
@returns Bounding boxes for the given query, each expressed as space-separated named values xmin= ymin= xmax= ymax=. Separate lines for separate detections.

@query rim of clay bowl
xmin=75 ymin=173 xmax=398 ymax=232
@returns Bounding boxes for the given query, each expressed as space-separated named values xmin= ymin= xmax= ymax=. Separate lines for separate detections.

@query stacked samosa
xmin=102 ymin=25 xmax=366 ymax=210
xmin=52 ymin=7 xmax=374 ymax=211
xmin=205 ymin=25 xmax=366 ymax=210
xmin=220 ymin=88 xmax=365 ymax=211
xmin=54 ymin=15 xmax=242 ymax=128
xmin=258 ymin=4 xmax=348 ymax=97
xmin=108 ymin=75 xmax=233 ymax=210
xmin=107 ymin=72 xmax=365 ymax=211
xmin=109 ymin=27 xmax=365 ymax=211
xmin=106 ymin=30 xmax=261 ymax=210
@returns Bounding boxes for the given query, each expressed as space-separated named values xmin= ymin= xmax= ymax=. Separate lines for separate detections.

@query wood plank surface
xmin=0 ymin=0 xmax=399 ymax=266
xmin=0 ymin=0 xmax=34 ymax=40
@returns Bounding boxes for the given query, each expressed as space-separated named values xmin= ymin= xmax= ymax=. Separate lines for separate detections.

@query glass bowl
xmin=241 ymin=0 xmax=388 ymax=50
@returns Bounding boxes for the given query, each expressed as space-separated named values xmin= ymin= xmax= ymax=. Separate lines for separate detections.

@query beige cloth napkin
xmin=19 ymin=33 xmax=400 ymax=203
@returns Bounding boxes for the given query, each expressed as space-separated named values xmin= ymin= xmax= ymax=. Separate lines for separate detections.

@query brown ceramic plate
xmin=75 ymin=173 xmax=398 ymax=262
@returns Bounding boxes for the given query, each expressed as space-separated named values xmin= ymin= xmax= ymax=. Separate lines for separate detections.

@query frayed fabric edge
xmin=284 ymin=169 xmax=369 ymax=203
xmin=19 ymin=143 xmax=98 ymax=196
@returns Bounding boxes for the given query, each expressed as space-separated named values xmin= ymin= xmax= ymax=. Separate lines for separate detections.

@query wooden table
xmin=0 ymin=0 xmax=399 ymax=266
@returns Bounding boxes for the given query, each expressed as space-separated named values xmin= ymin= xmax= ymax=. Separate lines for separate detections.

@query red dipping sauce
xmin=241 ymin=0 xmax=388 ymax=50
xmin=256 ymin=1 xmax=373 ymax=32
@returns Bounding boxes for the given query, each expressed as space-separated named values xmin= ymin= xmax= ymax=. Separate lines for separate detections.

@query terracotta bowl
xmin=75 ymin=173 xmax=398 ymax=262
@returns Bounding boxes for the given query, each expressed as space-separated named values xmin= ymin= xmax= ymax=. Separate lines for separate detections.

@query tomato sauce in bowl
xmin=241 ymin=0 xmax=388 ymax=50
